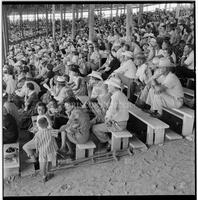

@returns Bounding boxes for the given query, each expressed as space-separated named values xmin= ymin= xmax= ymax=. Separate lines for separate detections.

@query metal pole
xmin=126 ymin=4 xmax=132 ymax=42
xmin=110 ymin=4 xmax=113 ymax=18
xmin=81 ymin=4 xmax=83 ymax=18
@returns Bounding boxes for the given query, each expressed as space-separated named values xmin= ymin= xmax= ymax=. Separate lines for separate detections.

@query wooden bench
xmin=110 ymin=130 xmax=132 ymax=151
xmin=128 ymin=103 xmax=169 ymax=145
xmin=183 ymin=87 xmax=194 ymax=98
xmin=163 ymin=106 xmax=194 ymax=136
xmin=4 ymin=142 xmax=20 ymax=178
xmin=76 ymin=141 xmax=96 ymax=160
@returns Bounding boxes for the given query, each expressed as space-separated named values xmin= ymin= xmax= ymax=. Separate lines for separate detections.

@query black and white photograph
xmin=2 ymin=1 xmax=195 ymax=197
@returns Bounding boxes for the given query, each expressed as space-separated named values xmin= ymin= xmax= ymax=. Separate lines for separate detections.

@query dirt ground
xmin=4 ymin=138 xmax=195 ymax=196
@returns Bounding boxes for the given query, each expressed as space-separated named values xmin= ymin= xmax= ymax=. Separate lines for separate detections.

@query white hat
xmin=56 ymin=76 xmax=66 ymax=83
xmin=88 ymin=71 xmax=103 ymax=80
xmin=53 ymin=64 xmax=64 ymax=72
xmin=152 ymin=57 xmax=160 ymax=65
xmin=158 ymin=58 xmax=175 ymax=68
xmin=18 ymin=74 xmax=26 ymax=82
xmin=122 ymin=51 xmax=133 ymax=58
xmin=150 ymin=38 xmax=157 ymax=46
xmin=105 ymin=77 xmax=122 ymax=89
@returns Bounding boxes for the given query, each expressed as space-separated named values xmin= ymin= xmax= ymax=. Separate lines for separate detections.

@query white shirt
xmin=160 ymin=72 xmax=184 ymax=99
xmin=114 ymin=59 xmax=137 ymax=79
xmin=3 ymin=74 xmax=16 ymax=94
xmin=105 ymin=90 xmax=129 ymax=122
xmin=184 ymin=50 xmax=194 ymax=70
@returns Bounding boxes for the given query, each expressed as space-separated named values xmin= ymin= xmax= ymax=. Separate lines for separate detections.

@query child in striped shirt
xmin=23 ymin=117 xmax=58 ymax=183
xmin=35 ymin=117 xmax=58 ymax=182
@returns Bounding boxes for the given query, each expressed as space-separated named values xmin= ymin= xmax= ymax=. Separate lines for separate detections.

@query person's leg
xmin=92 ymin=123 xmax=110 ymax=143
xmin=39 ymin=161 xmax=48 ymax=182
xmin=153 ymin=93 xmax=183 ymax=115
xmin=23 ymin=138 xmax=37 ymax=161
xmin=146 ymin=87 xmax=155 ymax=111
xmin=60 ymin=131 xmax=67 ymax=152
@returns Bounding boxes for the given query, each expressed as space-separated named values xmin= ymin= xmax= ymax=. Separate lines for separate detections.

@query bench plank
xmin=163 ymin=106 xmax=194 ymax=119
xmin=165 ymin=128 xmax=183 ymax=140
xmin=76 ymin=141 xmax=96 ymax=149
xmin=111 ymin=131 xmax=132 ymax=138
xmin=183 ymin=87 xmax=194 ymax=97
xmin=129 ymin=136 xmax=148 ymax=151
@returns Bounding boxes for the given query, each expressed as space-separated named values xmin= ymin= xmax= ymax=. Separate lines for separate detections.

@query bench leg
xmin=122 ymin=138 xmax=129 ymax=149
xmin=52 ymin=154 xmax=57 ymax=168
xmin=154 ymin=128 xmax=165 ymax=145
xmin=111 ymin=136 xmax=121 ymax=151
xmin=76 ymin=148 xmax=85 ymax=160
xmin=182 ymin=116 xmax=194 ymax=136
xmin=146 ymin=126 xmax=154 ymax=145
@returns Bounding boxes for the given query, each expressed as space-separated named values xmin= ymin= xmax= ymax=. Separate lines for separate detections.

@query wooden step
xmin=183 ymin=87 xmax=194 ymax=98
xmin=129 ymin=136 xmax=148 ymax=151
xmin=165 ymin=129 xmax=183 ymax=140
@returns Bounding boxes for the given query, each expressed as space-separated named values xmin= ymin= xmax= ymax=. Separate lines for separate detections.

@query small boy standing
xmin=23 ymin=117 xmax=58 ymax=182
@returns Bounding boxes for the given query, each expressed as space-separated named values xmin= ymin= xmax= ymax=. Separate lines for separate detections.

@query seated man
xmin=92 ymin=77 xmax=130 ymax=148
xmin=145 ymin=58 xmax=184 ymax=118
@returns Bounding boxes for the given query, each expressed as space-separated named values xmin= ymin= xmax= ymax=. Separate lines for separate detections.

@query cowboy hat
xmin=105 ymin=77 xmax=122 ymax=89
xmin=88 ymin=71 xmax=103 ymax=81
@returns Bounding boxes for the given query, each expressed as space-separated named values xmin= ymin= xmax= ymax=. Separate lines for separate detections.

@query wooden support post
xmin=126 ymin=4 xmax=133 ymax=42
xmin=2 ymin=4 xmax=9 ymax=63
xmin=182 ymin=116 xmax=194 ymax=136
xmin=46 ymin=4 xmax=49 ymax=36
xmin=52 ymin=4 xmax=55 ymax=39
xmin=88 ymin=4 xmax=95 ymax=42
xmin=72 ymin=4 xmax=75 ymax=39
xmin=110 ymin=4 xmax=113 ymax=18
xmin=116 ymin=4 xmax=119 ymax=17
xmin=81 ymin=4 xmax=83 ymax=18
xmin=76 ymin=5 xmax=79 ymax=19
xmin=138 ymin=4 xmax=143 ymax=25
xmin=124 ymin=4 xmax=126 ymax=14
xmin=19 ymin=5 xmax=24 ymax=38
xmin=146 ymin=126 xmax=154 ymax=145
xmin=111 ymin=137 xmax=121 ymax=151
xmin=176 ymin=3 xmax=180 ymax=18
xmin=165 ymin=3 xmax=168 ymax=11
xmin=100 ymin=4 xmax=102 ymax=17
xmin=60 ymin=4 xmax=63 ymax=37
xmin=122 ymin=138 xmax=129 ymax=149
xmin=154 ymin=128 xmax=165 ymax=145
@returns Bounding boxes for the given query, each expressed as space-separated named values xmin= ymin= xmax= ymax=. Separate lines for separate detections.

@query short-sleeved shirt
xmin=161 ymin=72 xmax=184 ymax=99
xmin=184 ymin=50 xmax=194 ymax=70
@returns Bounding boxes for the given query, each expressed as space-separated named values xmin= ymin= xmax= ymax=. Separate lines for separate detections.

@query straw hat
xmin=134 ymin=53 xmax=146 ymax=60
xmin=53 ymin=64 xmax=64 ymax=72
xmin=122 ymin=51 xmax=133 ymax=58
xmin=158 ymin=58 xmax=175 ymax=68
xmin=105 ymin=77 xmax=122 ymax=89
xmin=152 ymin=57 xmax=160 ymax=65
xmin=88 ymin=71 xmax=103 ymax=80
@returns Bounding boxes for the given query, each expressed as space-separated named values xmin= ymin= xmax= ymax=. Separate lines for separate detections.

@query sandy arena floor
xmin=4 ymin=138 xmax=195 ymax=196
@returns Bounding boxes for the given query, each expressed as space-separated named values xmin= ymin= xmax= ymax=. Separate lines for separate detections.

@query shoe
xmin=150 ymin=112 xmax=162 ymax=119
xmin=106 ymin=143 xmax=111 ymax=152
xmin=142 ymin=108 xmax=153 ymax=114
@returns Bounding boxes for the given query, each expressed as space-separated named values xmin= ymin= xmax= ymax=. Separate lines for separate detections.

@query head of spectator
xmin=134 ymin=53 xmax=146 ymax=67
xmin=88 ymin=71 xmax=103 ymax=85
xmin=36 ymin=102 xmax=47 ymax=116
xmin=37 ymin=117 xmax=48 ymax=130
xmin=105 ymin=77 xmax=122 ymax=94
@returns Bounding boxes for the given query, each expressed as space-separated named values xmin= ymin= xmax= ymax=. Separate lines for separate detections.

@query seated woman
xmin=92 ymin=77 xmax=129 ymax=148
xmin=3 ymin=107 xmax=18 ymax=144
xmin=68 ymin=65 xmax=87 ymax=97
xmin=59 ymin=97 xmax=91 ymax=158
xmin=145 ymin=58 xmax=184 ymax=118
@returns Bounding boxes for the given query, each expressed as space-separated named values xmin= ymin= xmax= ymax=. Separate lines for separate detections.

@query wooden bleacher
xmin=183 ymin=87 xmax=194 ymax=98
xmin=128 ymin=103 xmax=169 ymax=145
xmin=162 ymin=106 xmax=194 ymax=136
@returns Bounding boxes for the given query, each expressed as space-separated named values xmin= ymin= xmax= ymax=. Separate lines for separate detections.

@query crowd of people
xmin=3 ymin=6 xmax=194 ymax=182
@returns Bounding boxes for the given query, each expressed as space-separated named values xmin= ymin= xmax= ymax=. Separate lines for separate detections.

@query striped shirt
xmin=34 ymin=128 xmax=58 ymax=158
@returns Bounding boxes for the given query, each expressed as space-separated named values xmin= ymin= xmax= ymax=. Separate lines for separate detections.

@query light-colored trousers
xmin=146 ymin=87 xmax=183 ymax=114
xmin=92 ymin=121 xmax=127 ymax=143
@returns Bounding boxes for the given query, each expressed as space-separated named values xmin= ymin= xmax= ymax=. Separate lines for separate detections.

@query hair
xmin=36 ymin=102 xmax=47 ymax=113
xmin=37 ymin=117 xmax=48 ymax=129
xmin=124 ymin=44 xmax=130 ymax=51
xmin=26 ymin=82 xmax=34 ymax=91
xmin=166 ymin=47 xmax=173 ymax=56
xmin=63 ymin=96 xmax=82 ymax=107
